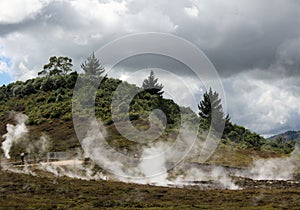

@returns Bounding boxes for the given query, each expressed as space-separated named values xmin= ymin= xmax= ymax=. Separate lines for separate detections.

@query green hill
xmin=268 ymin=130 xmax=300 ymax=142
xmin=0 ymin=73 xmax=294 ymax=164
xmin=0 ymin=73 xmax=196 ymax=156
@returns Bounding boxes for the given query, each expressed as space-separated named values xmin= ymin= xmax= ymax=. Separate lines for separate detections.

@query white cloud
xmin=184 ymin=6 xmax=199 ymax=18
xmin=0 ymin=0 xmax=183 ymax=81
xmin=17 ymin=61 xmax=36 ymax=81
xmin=0 ymin=60 xmax=9 ymax=73
xmin=224 ymin=71 xmax=300 ymax=135
xmin=0 ymin=0 xmax=46 ymax=23
xmin=70 ymin=0 xmax=128 ymax=28
xmin=124 ymin=8 xmax=177 ymax=33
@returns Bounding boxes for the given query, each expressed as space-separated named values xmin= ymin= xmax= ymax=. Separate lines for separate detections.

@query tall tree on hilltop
xmin=142 ymin=70 xmax=164 ymax=96
xmin=81 ymin=52 xmax=105 ymax=76
xmin=38 ymin=56 xmax=73 ymax=76
xmin=198 ymin=88 xmax=226 ymax=131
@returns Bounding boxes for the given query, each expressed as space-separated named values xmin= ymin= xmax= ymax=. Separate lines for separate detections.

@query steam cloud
xmin=1 ymin=112 xmax=300 ymax=190
xmin=38 ymin=159 xmax=107 ymax=181
xmin=78 ymin=119 xmax=239 ymax=189
xmin=242 ymin=146 xmax=300 ymax=180
xmin=1 ymin=113 xmax=28 ymax=159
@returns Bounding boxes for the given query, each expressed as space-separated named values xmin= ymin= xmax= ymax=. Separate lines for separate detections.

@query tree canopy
xmin=81 ymin=52 xmax=105 ymax=76
xmin=38 ymin=56 xmax=73 ymax=76
xmin=142 ymin=70 xmax=164 ymax=96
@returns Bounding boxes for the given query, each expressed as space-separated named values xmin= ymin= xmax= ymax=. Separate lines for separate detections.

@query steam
xmin=135 ymin=143 xmax=169 ymax=185
xmin=2 ymin=112 xmax=300 ymax=190
xmin=26 ymin=134 xmax=50 ymax=162
xmin=0 ymin=158 xmax=35 ymax=176
xmin=34 ymin=134 xmax=50 ymax=153
xmin=239 ymin=147 xmax=300 ymax=180
xmin=38 ymin=160 xmax=107 ymax=181
xmin=169 ymin=164 xmax=239 ymax=190
xmin=77 ymin=120 xmax=240 ymax=189
xmin=1 ymin=113 xmax=28 ymax=159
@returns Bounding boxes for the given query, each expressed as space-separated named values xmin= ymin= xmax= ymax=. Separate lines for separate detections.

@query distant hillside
xmin=268 ymin=130 xmax=300 ymax=142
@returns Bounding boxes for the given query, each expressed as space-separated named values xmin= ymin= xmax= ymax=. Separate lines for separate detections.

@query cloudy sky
xmin=1 ymin=0 xmax=300 ymax=136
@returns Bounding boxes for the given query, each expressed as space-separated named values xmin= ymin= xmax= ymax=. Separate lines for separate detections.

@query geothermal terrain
xmin=1 ymin=154 xmax=300 ymax=209
xmin=1 ymin=129 xmax=300 ymax=209
xmin=1 ymin=76 xmax=300 ymax=209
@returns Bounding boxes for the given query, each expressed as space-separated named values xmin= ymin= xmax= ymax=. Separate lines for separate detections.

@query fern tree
xmin=142 ymin=70 xmax=164 ymax=96
xmin=81 ymin=52 xmax=105 ymax=76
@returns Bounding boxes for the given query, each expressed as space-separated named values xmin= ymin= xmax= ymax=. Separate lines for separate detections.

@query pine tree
xmin=81 ymin=52 xmax=105 ymax=76
xmin=142 ymin=70 xmax=164 ymax=96
xmin=223 ymin=113 xmax=234 ymax=137
xmin=198 ymin=88 xmax=225 ymax=131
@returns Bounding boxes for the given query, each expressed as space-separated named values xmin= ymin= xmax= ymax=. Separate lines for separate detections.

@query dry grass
xmin=1 ymin=170 xmax=300 ymax=209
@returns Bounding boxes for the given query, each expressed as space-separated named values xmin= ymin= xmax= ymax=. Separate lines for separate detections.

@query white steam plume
xmin=170 ymin=164 xmax=239 ymax=190
xmin=1 ymin=113 xmax=28 ymax=159
xmin=38 ymin=160 xmax=107 ymax=181
xmin=78 ymin=119 xmax=241 ymax=189
xmin=3 ymin=113 xmax=299 ymax=190
xmin=244 ymin=146 xmax=300 ymax=180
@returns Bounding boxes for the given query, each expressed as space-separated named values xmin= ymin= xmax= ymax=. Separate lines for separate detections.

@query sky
xmin=1 ymin=0 xmax=300 ymax=136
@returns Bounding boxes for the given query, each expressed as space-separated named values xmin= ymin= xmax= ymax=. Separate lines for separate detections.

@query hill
xmin=0 ymin=73 xmax=198 ymax=157
xmin=268 ymin=130 xmax=300 ymax=142
xmin=0 ymin=73 xmax=295 ymax=165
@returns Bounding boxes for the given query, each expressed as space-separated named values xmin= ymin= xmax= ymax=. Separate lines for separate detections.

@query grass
xmin=186 ymin=141 xmax=286 ymax=168
xmin=1 ymin=170 xmax=300 ymax=209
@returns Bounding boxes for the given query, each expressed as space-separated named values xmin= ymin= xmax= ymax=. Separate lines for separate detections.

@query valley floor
xmin=1 ymin=170 xmax=300 ymax=209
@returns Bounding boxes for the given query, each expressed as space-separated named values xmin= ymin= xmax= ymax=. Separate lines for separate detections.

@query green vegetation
xmin=0 ymin=56 xmax=295 ymax=159
xmin=142 ymin=70 xmax=164 ymax=96
xmin=80 ymin=52 xmax=105 ymax=76
xmin=198 ymin=87 xmax=228 ymax=131
xmin=38 ymin=56 xmax=73 ymax=76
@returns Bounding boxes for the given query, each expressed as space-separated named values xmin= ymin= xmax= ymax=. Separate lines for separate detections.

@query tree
xmin=0 ymin=86 xmax=8 ymax=101
xmin=38 ymin=56 xmax=73 ymax=76
xmin=23 ymin=82 xmax=35 ymax=95
xmin=142 ymin=70 xmax=164 ymax=96
xmin=198 ymin=88 xmax=225 ymax=131
xmin=81 ymin=52 xmax=105 ymax=76
xmin=223 ymin=114 xmax=234 ymax=137
xmin=40 ymin=77 xmax=54 ymax=92
xmin=244 ymin=132 xmax=264 ymax=150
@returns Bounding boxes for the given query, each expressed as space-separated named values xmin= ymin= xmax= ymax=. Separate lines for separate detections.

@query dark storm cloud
xmin=93 ymin=0 xmax=300 ymax=78
xmin=2 ymin=0 xmax=300 ymax=79
xmin=0 ymin=1 xmax=81 ymax=36
xmin=175 ymin=0 xmax=300 ymax=77
xmin=0 ymin=19 xmax=35 ymax=37
xmin=111 ymin=54 xmax=194 ymax=76
xmin=1 ymin=0 xmax=300 ymax=135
